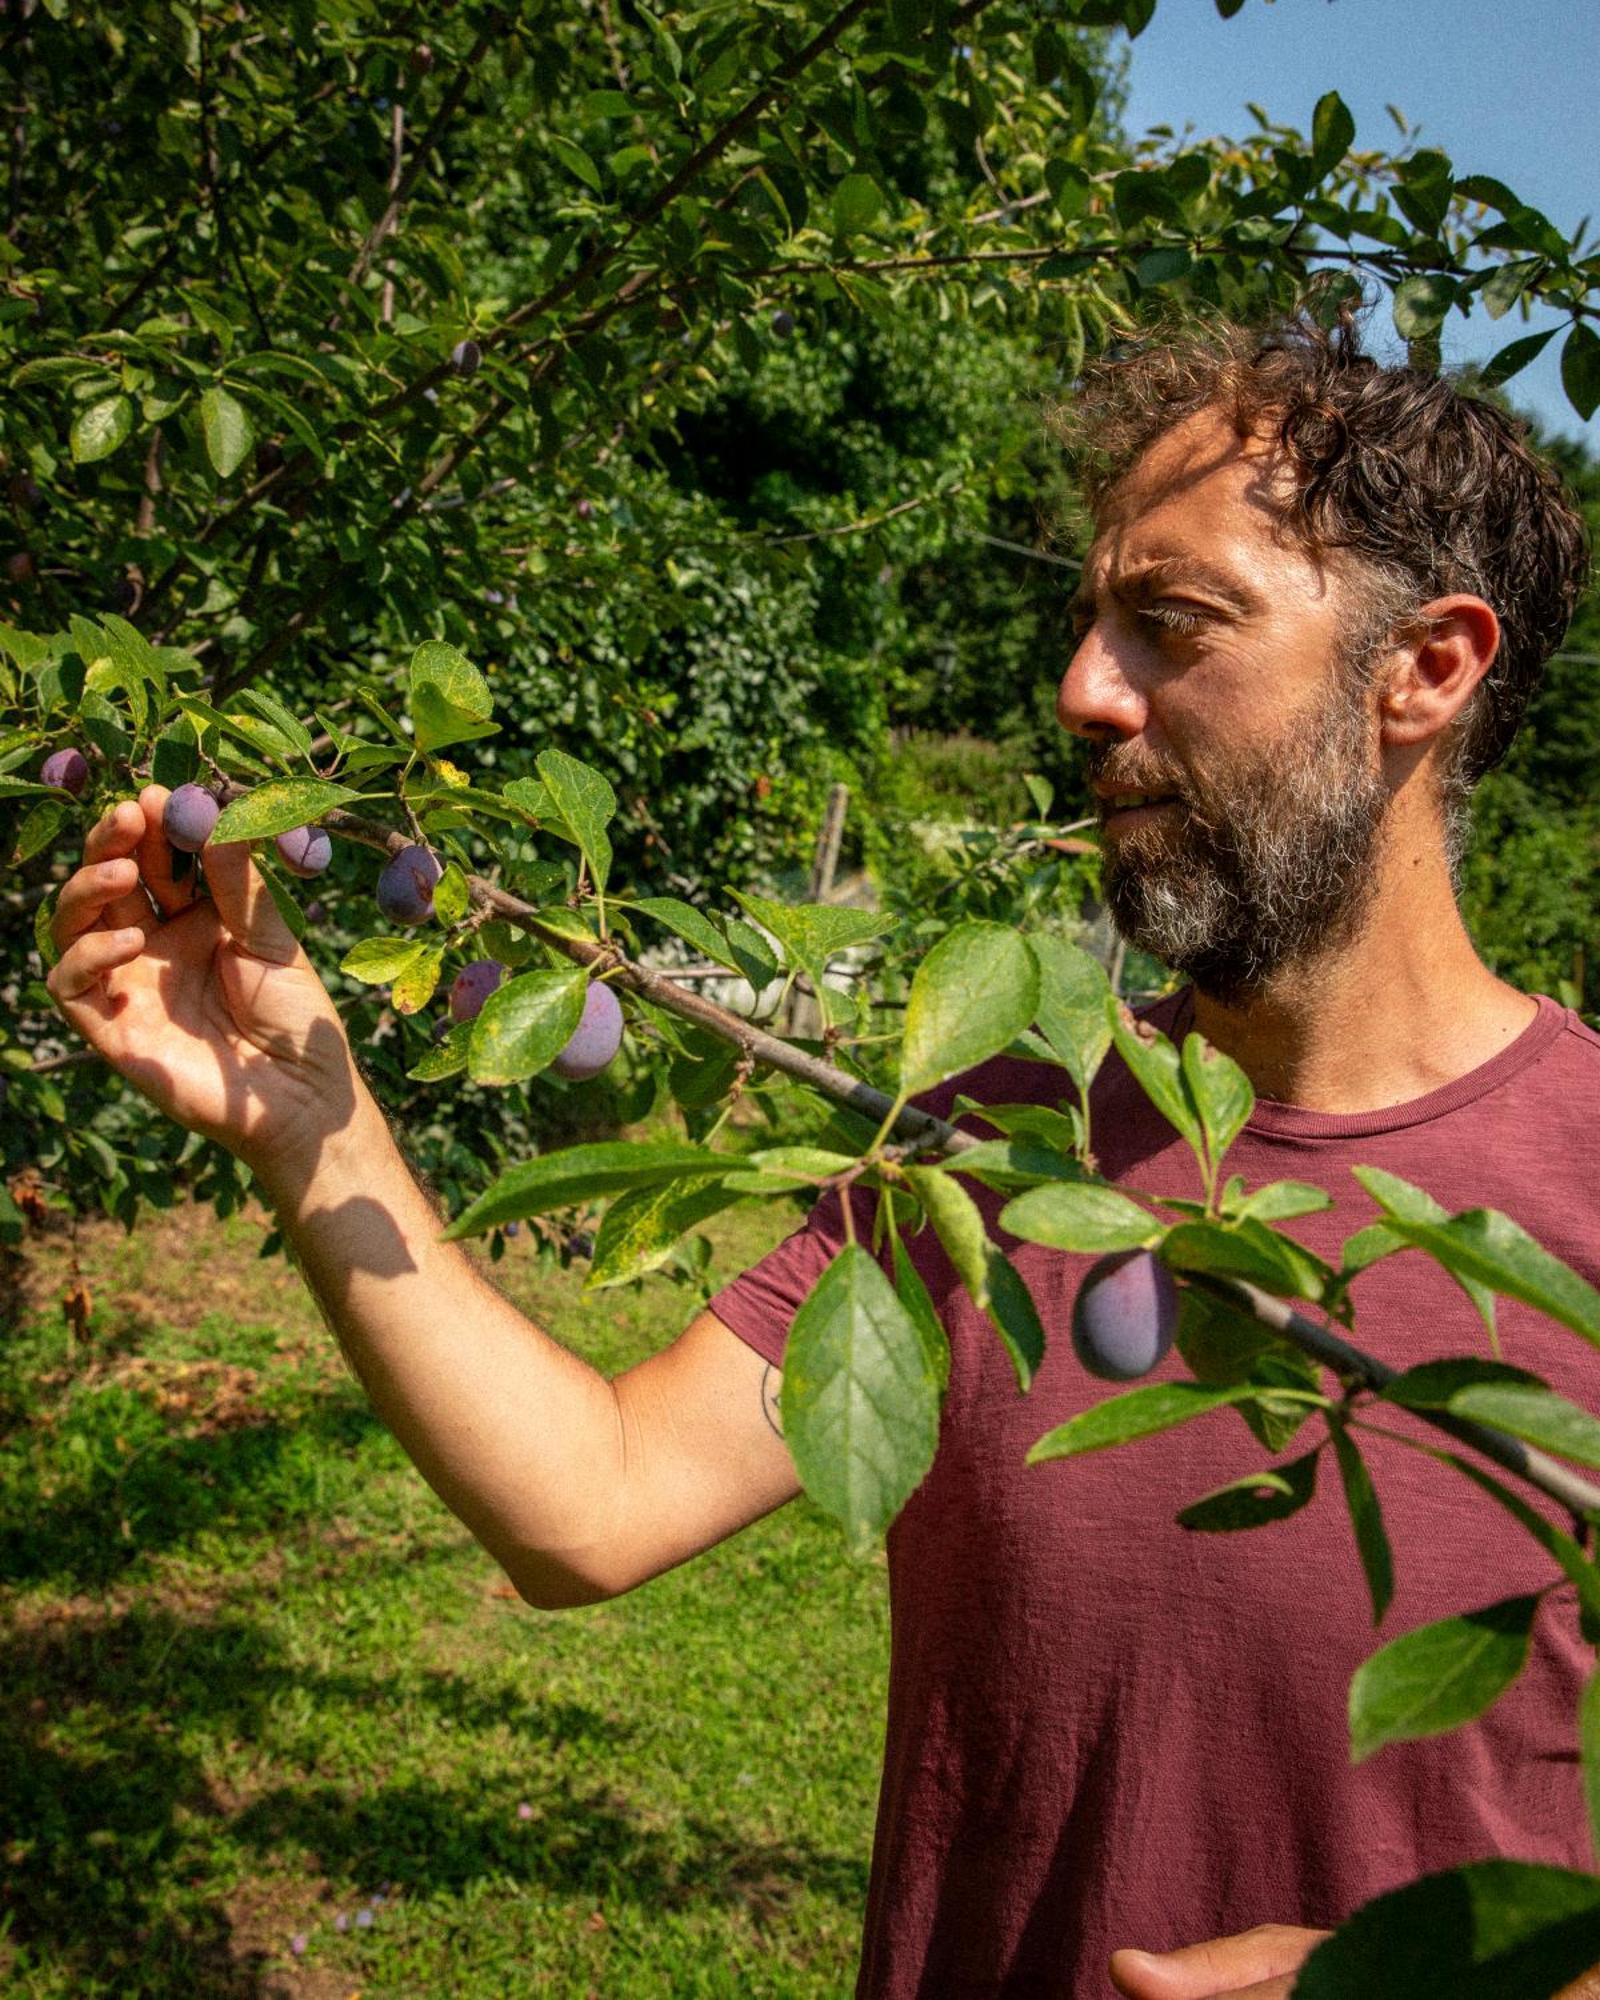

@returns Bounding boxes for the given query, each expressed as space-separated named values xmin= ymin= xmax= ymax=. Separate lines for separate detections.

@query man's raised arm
xmin=47 ymin=787 xmax=801 ymax=1607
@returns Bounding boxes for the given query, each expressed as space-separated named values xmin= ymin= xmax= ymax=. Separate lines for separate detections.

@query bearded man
xmin=47 ymin=309 xmax=1596 ymax=1999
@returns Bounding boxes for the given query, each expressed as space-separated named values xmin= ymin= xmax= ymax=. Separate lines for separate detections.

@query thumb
xmin=1110 ymin=1950 xmax=1196 ymax=1999
xmin=201 ymin=835 xmax=301 ymax=965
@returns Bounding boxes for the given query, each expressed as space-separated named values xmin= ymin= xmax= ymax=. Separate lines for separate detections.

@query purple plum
xmin=550 ymin=981 xmax=624 ymax=1081
xmin=449 ymin=958 xmax=504 ymax=1022
xmin=275 ymin=823 xmax=332 ymax=879
xmin=770 ymin=308 xmax=795 ymax=338
xmin=376 ymin=844 xmax=442 ymax=926
xmin=1071 ymin=1250 xmax=1179 ymax=1382
xmin=450 ymin=339 xmax=481 ymax=378
xmin=41 ymin=747 xmax=89 ymax=797
xmin=163 ymin=783 xmax=220 ymax=853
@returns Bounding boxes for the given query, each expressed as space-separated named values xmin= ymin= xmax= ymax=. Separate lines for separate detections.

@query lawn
xmin=0 ymin=1196 xmax=889 ymax=1998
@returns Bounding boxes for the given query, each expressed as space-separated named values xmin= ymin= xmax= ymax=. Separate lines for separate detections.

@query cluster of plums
xmin=40 ymin=750 xmax=623 ymax=1083
xmin=1071 ymin=1249 xmax=1179 ymax=1381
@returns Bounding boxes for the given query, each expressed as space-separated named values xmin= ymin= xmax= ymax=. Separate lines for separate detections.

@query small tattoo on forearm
xmin=761 ymin=1365 xmax=784 ymax=1438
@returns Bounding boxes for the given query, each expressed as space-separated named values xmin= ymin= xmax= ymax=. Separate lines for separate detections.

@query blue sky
xmin=1118 ymin=0 xmax=1599 ymax=453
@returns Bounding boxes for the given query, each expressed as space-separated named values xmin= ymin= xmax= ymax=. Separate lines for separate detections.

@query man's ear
xmin=1377 ymin=594 xmax=1501 ymax=749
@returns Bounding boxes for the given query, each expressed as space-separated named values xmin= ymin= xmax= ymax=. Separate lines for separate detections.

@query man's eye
xmin=1140 ymin=603 xmax=1205 ymax=636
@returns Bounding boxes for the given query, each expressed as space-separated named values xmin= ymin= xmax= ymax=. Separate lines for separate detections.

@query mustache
xmin=1083 ymin=744 xmax=1188 ymax=801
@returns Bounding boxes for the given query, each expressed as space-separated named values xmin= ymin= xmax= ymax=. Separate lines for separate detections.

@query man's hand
xmin=46 ymin=785 xmax=362 ymax=1173
xmin=1109 ymin=1924 xmax=1330 ymax=1999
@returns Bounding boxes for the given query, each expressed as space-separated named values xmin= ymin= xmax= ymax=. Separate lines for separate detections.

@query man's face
xmin=1057 ymin=409 xmax=1393 ymax=1004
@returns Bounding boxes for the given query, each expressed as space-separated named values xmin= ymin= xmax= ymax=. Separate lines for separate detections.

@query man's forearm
xmin=251 ymin=1081 xmax=627 ymax=1607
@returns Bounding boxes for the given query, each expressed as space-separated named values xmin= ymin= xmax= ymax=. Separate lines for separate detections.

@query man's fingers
xmin=51 ymin=856 xmax=151 ymax=952
xmin=47 ymin=923 xmax=147 ymax=1010
xmin=134 ymin=783 xmax=202 ymax=919
xmin=1110 ymin=1927 xmax=1329 ymax=2000
xmin=198 ymin=835 xmax=299 ymax=966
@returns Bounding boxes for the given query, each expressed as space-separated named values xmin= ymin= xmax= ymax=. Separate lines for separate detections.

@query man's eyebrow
xmin=1070 ymin=555 xmax=1255 ymax=621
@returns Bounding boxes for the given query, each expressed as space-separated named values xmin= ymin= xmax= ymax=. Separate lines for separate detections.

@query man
xmin=47 ymin=309 xmax=1596 ymax=1997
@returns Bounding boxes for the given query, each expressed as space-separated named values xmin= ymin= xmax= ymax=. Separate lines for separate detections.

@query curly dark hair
xmin=1051 ymin=306 xmax=1593 ymax=798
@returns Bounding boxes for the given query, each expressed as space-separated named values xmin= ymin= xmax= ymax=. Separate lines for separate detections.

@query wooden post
xmin=806 ymin=782 xmax=849 ymax=903
xmin=790 ymin=784 xmax=850 ymax=1036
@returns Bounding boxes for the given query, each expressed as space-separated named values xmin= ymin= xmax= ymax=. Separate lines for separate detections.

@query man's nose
xmin=1055 ymin=627 xmax=1148 ymax=743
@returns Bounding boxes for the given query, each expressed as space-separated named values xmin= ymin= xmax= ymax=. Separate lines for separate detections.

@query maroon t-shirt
xmin=709 ymin=990 xmax=1600 ymax=1998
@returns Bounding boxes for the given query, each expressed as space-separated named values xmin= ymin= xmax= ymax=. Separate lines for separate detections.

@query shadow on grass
xmin=0 ymin=1392 xmax=385 ymax=1589
xmin=1 ymin=1607 xmax=867 ymax=1995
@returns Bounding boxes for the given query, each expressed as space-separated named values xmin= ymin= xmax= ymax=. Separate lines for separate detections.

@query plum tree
xmin=550 ymin=980 xmax=624 ymax=1080
xmin=275 ymin=824 xmax=332 ymax=879
xmin=376 ymin=843 xmax=442 ymax=926
xmin=39 ymin=746 xmax=89 ymax=797
xmin=1070 ymin=1249 xmax=1179 ymax=1382
xmin=449 ymin=959 xmax=504 ymax=1022
xmin=162 ymin=783 xmax=220 ymax=853
xmin=450 ymin=339 xmax=481 ymax=378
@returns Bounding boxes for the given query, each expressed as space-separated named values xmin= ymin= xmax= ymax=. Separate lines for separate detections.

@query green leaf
xmin=70 ymin=393 xmax=134 ymax=464
xmin=1180 ymin=1032 xmax=1253 ymax=1167
xmin=1330 ymin=1423 xmax=1394 ymax=1624
xmin=831 ymin=173 xmax=882 ymax=237
xmin=1560 ymin=322 xmax=1600 ymax=423
xmin=1353 ymin=1167 xmax=1600 ymax=1347
xmin=1444 ymin=1454 xmax=1600 ymax=1645
xmin=467 ymin=966 xmax=589 ymax=1085
xmin=410 ymin=641 xmax=494 ymax=755
xmin=1026 ymin=1382 xmax=1257 ymax=1463
xmin=1391 ymin=273 xmax=1457 ymax=342
xmin=900 ymin=923 xmax=1039 ymax=1098
xmin=1583 ymin=1670 xmax=1600 ymax=1863
xmin=1176 ymin=1449 xmax=1318 ymax=1532
xmin=536 ymin=748 xmax=616 ymax=894
xmin=211 ymin=778 xmax=358 ymax=843
xmin=434 ymin=862 xmax=470 ymax=929
xmin=1478 ymin=326 xmax=1556 ymax=389
xmin=408 ymin=1021 xmax=473 ymax=1081
xmin=34 ymin=890 xmax=59 ymax=970
xmin=198 ymin=385 xmax=253 ymax=478
xmin=1108 ymin=999 xmax=1205 ymax=1161
xmin=1175 ymin=1287 xmax=1324 ymax=1452
xmin=1295 ymin=1861 xmax=1600 ymax=2000
xmin=1161 ymin=1217 xmax=1332 ymax=1304
xmin=1000 ymin=1180 xmax=1161 ymax=1254
xmin=1228 ymin=1180 xmax=1333 ymax=1222
xmin=586 ymin=1177 xmax=747 ymax=1290
xmin=550 ymin=135 xmax=603 ymax=192
xmin=1027 ymin=933 xmax=1111 ymax=1094
xmin=943 ymin=1137 xmax=1085 ymax=1192
xmin=442 ymin=1141 xmax=731 ymax=1240
xmin=781 ymin=1244 xmax=942 ymax=1556
xmin=983 ymin=1248 xmax=1048 ymax=1393
xmin=1311 ymin=90 xmax=1355 ymax=177
xmin=729 ymin=890 xmax=888 ymax=980
xmin=1348 ymin=1595 xmax=1537 ymax=1763
xmin=391 ymin=945 xmax=443 ymax=1016
xmin=239 ymin=689 xmax=314 ymax=756
xmin=341 ymin=936 xmax=430 ymax=985
xmin=12 ymin=797 xmax=65 ymax=863
xmin=1134 ymin=246 xmax=1192 ymax=289
xmin=1478 ymin=256 xmax=1539 ymax=322
xmin=1386 ymin=1361 xmax=1600 ymax=1471
xmin=626 ymin=896 xmax=743 ymax=973
xmin=891 ymin=1228 xmax=951 ymax=1396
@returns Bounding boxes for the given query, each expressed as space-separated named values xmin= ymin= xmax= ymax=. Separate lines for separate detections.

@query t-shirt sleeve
xmin=706 ymin=1187 xmax=859 ymax=1368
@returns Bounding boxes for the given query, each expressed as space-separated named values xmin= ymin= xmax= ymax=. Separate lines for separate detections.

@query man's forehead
xmin=1083 ymin=408 xmax=1315 ymax=597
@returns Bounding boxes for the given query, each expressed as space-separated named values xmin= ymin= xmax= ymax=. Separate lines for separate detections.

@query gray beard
xmin=1098 ymin=694 xmax=1390 ymax=1007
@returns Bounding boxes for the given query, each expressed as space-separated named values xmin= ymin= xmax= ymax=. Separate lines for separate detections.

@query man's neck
xmin=1186 ymin=827 xmax=1539 ymax=1116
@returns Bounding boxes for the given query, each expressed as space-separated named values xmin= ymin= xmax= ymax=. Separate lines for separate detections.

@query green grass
xmin=1 ymin=1201 xmax=888 ymax=1997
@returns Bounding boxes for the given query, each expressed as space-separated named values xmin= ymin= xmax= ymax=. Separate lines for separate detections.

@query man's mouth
xmin=1099 ymin=790 xmax=1181 ymax=825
